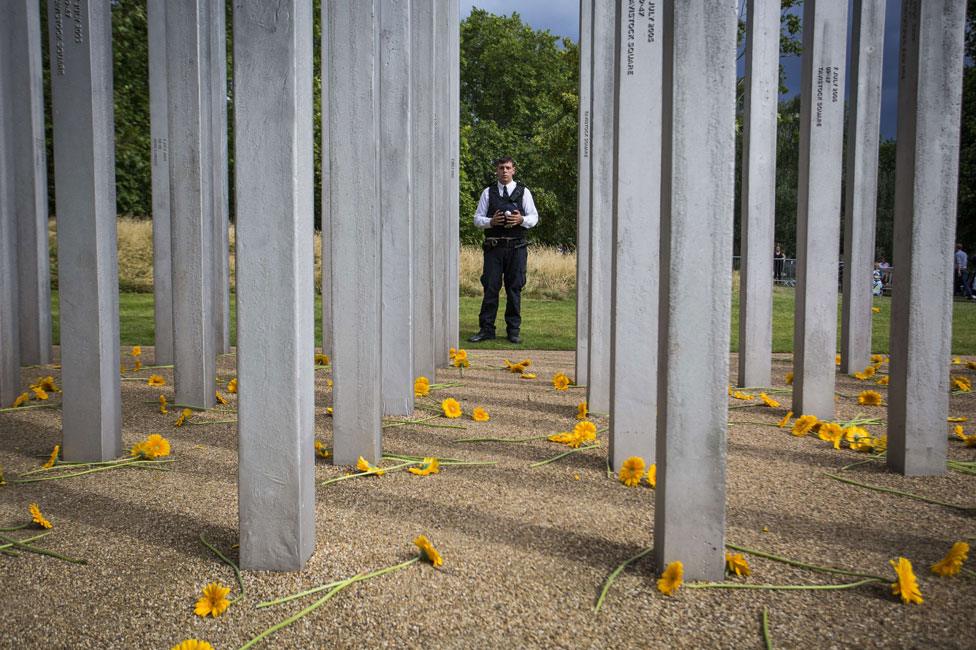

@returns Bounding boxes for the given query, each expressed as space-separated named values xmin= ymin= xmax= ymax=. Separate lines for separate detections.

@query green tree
xmin=957 ymin=0 xmax=976 ymax=248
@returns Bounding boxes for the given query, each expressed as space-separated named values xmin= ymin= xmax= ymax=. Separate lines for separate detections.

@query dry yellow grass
xmin=48 ymin=219 xmax=577 ymax=299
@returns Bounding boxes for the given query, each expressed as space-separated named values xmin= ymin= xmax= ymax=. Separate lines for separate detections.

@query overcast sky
xmin=463 ymin=1 xmax=904 ymax=139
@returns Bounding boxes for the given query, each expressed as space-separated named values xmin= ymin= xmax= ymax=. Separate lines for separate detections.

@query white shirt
xmin=473 ymin=181 xmax=540 ymax=229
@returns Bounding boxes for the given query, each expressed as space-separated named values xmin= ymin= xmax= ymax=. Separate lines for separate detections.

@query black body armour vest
xmin=485 ymin=182 xmax=527 ymax=239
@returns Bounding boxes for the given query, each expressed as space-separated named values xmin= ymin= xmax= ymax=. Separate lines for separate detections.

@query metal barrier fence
xmin=731 ymin=257 xmax=894 ymax=294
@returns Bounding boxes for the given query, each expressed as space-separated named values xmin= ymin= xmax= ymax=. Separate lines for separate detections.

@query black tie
xmin=502 ymin=185 xmax=509 ymax=199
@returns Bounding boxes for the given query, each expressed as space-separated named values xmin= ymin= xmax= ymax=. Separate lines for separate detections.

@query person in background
xmin=773 ymin=244 xmax=785 ymax=283
xmin=955 ymin=243 xmax=971 ymax=298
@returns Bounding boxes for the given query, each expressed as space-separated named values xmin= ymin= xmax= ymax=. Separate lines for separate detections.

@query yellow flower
xmin=835 ymin=354 xmax=841 ymax=365
xmin=215 ymin=390 xmax=229 ymax=405
xmin=174 ymin=408 xmax=192 ymax=427
xmin=132 ymin=433 xmax=171 ymax=460
xmin=171 ymin=641 xmax=215 ymax=650
xmin=850 ymin=435 xmax=886 ymax=453
xmin=968 ymin=361 xmax=976 ymax=371
xmin=441 ymin=398 xmax=462 ymax=419
xmin=853 ymin=365 xmax=877 ymax=380
xmin=576 ymin=400 xmax=589 ymax=420
xmin=227 ymin=377 xmax=238 ymax=393
xmin=889 ymin=557 xmax=923 ymax=604
xmin=844 ymin=425 xmax=870 ymax=443
xmin=30 ymin=386 xmax=49 ymax=400
xmin=147 ymin=374 xmax=165 ymax=387
xmin=131 ymin=345 xmax=142 ymax=357
xmin=871 ymin=354 xmax=886 ymax=363
xmin=573 ymin=420 xmax=597 ymax=443
xmin=326 ymin=378 xmax=334 ymax=389
xmin=0 ymin=466 xmax=5 ymax=485
xmin=158 ymin=394 xmax=169 ymax=414
xmin=356 ymin=456 xmax=384 ymax=476
xmin=12 ymin=392 xmax=29 ymax=408
xmin=326 ymin=406 xmax=334 ymax=415
xmin=414 ymin=376 xmax=430 ymax=397
xmin=315 ymin=352 xmax=330 ymax=365
xmin=647 ymin=463 xmax=656 ymax=488
xmin=503 ymin=358 xmax=532 ymax=373
xmin=132 ymin=359 xmax=143 ymax=372
xmin=777 ymin=411 xmax=794 ymax=428
xmin=657 ymin=561 xmax=683 ymax=596
xmin=29 ymin=503 xmax=52 ymax=529
xmin=759 ymin=393 xmax=780 ymax=408
xmin=725 ymin=552 xmax=751 ymax=577
xmin=948 ymin=416 xmax=968 ymax=422
xmin=472 ymin=407 xmax=490 ymax=422
xmin=552 ymin=372 xmax=571 ymax=390
xmin=876 ymin=375 xmax=889 ymax=386
xmin=452 ymin=348 xmax=470 ymax=368
xmin=871 ymin=306 xmax=881 ymax=314
xmin=548 ymin=431 xmax=575 ymax=445
xmin=619 ymin=456 xmax=645 ymax=488
xmin=791 ymin=414 xmax=819 ymax=437
xmin=956 ymin=428 xmax=976 ymax=447
xmin=194 ymin=582 xmax=231 ymax=617
xmin=413 ymin=534 xmax=443 ymax=568
xmin=731 ymin=391 xmax=754 ymax=401
xmin=952 ymin=357 xmax=962 ymax=365
xmin=817 ymin=422 xmax=844 ymax=449
xmin=42 ymin=444 xmax=60 ymax=469
xmin=448 ymin=347 xmax=457 ymax=360
xmin=785 ymin=372 xmax=793 ymax=385
xmin=951 ymin=375 xmax=972 ymax=392
xmin=35 ymin=376 xmax=59 ymax=392
xmin=407 ymin=457 xmax=440 ymax=476
xmin=519 ymin=372 xmax=537 ymax=379
xmin=314 ymin=440 xmax=331 ymax=459
xmin=857 ymin=390 xmax=883 ymax=406
xmin=931 ymin=542 xmax=969 ymax=577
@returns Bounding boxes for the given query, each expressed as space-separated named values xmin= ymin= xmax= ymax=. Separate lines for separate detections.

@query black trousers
xmin=477 ymin=242 xmax=527 ymax=335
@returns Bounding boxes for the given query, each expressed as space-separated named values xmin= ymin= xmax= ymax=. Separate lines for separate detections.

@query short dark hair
xmin=494 ymin=156 xmax=515 ymax=167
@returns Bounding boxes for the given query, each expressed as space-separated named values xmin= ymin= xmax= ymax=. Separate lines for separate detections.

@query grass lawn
xmin=51 ymin=290 xmax=976 ymax=354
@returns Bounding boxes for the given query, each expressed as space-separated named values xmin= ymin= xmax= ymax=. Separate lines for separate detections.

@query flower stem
xmin=319 ymin=461 xmax=419 ymax=486
xmin=530 ymin=444 xmax=600 ymax=468
xmin=455 ymin=434 xmax=550 ymax=443
xmin=0 ymin=403 xmax=59 ymax=413
xmin=0 ymin=523 xmax=31 ymax=532
xmin=0 ymin=533 xmax=87 ymax=564
xmin=686 ymin=578 xmax=882 ymax=591
xmin=728 ymin=421 xmax=781 ymax=428
xmin=382 ymin=415 xmax=440 ymax=429
xmin=823 ymin=472 xmax=976 ymax=512
xmin=594 ymin=546 xmax=653 ymax=612
xmin=0 ymin=531 xmax=51 ymax=551
xmin=838 ymin=453 xmax=886 ymax=472
xmin=186 ymin=418 xmax=237 ymax=426
xmin=762 ymin=608 xmax=773 ymax=650
xmin=10 ymin=458 xmax=172 ymax=484
xmin=256 ymin=557 xmax=420 ymax=608
xmin=200 ymin=533 xmax=246 ymax=604
xmin=725 ymin=543 xmax=887 ymax=582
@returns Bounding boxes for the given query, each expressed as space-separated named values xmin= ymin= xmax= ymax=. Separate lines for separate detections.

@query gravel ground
xmin=0 ymin=349 xmax=974 ymax=649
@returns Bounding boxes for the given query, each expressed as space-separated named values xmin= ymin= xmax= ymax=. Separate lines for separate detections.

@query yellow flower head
xmin=408 ymin=457 xmax=440 ymax=476
xmin=889 ymin=557 xmax=923 ymax=604
xmin=957 ymin=429 xmax=976 ymax=448
xmin=552 ymin=372 xmax=571 ymax=391
xmin=147 ymin=374 xmax=165 ymax=387
xmin=791 ymin=414 xmax=819 ymax=437
xmin=857 ymin=390 xmax=883 ymax=406
xmin=850 ymin=434 xmax=885 ymax=453
xmin=619 ymin=456 xmax=645 ymax=488
xmin=356 ymin=456 xmax=384 ymax=476
xmin=870 ymin=354 xmax=885 ymax=364
xmin=441 ymin=398 xmax=462 ymax=419
xmin=519 ymin=372 xmax=537 ymax=379
xmin=876 ymin=375 xmax=890 ymax=386
xmin=31 ymin=386 xmax=49 ymax=400
xmin=573 ymin=420 xmax=597 ymax=443
xmin=853 ymin=365 xmax=877 ymax=380
xmin=158 ymin=394 xmax=168 ymax=414
xmin=952 ymin=357 xmax=963 ymax=365
xmin=951 ymin=375 xmax=972 ymax=392
xmin=37 ymin=376 xmax=60 ymax=392
xmin=315 ymin=352 xmax=330 ymax=366
xmin=844 ymin=425 xmax=870 ymax=443
xmin=657 ymin=561 xmax=683 ymax=596
xmin=227 ymin=377 xmax=238 ymax=393
xmin=413 ymin=534 xmax=443 ymax=568
xmin=968 ymin=361 xmax=976 ymax=371
xmin=835 ymin=354 xmax=841 ymax=366
xmin=132 ymin=359 xmax=143 ymax=372
xmin=931 ymin=542 xmax=969 ymax=577
xmin=871 ymin=306 xmax=881 ymax=314
xmin=785 ymin=372 xmax=794 ymax=385
xmin=194 ymin=582 xmax=231 ymax=617
xmin=759 ymin=393 xmax=780 ymax=408
xmin=725 ymin=552 xmax=751 ymax=577
xmin=29 ymin=503 xmax=52 ymax=529
xmin=174 ymin=408 xmax=192 ymax=427
xmin=777 ymin=411 xmax=794 ymax=428
xmin=731 ymin=391 xmax=754 ymax=401
xmin=326 ymin=378 xmax=334 ymax=389
xmin=171 ymin=641 xmax=215 ymax=650
xmin=503 ymin=358 xmax=531 ymax=373
xmin=314 ymin=440 xmax=331 ymax=459
xmin=448 ymin=347 xmax=457 ymax=360
xmin=817 ymin=422 xmax=844 ymax=449
xmin=132 ymin=433 xmax=171 ymax=460
xmin=548 ymin=431 xmax=575 ymax=445
xmin=131 ymin=345 xmax=142 ymax=357
xmin=414 ymin=376 xmax=430 ymax=397
xmin=43 ymin=444 xmax=60 ymax=469
xmin=576 ymin=400 xmax=588 ymax=420
xmin=215 ymin=390 xmax=229 ymax=405
xmin=472 ymin=407 xmax=490 ymax=422
xmin=12 ymin=392 xmax=29 ymax=408
xmin=451 ymin=348 xmax=470 ymax=368
xmin=647 ymin=463 xmax=656 ymax=488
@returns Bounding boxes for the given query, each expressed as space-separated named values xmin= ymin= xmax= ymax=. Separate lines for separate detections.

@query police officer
xmin=468 ymin=157 xmax=539 ymax=344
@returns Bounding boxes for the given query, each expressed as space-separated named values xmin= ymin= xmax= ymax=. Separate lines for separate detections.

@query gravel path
xmin=0 ymin=349 xmax=974 ymax=649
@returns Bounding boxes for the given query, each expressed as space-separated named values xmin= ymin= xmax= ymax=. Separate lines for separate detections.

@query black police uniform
xmin=477 ymin=182 xmax=529 ymax=338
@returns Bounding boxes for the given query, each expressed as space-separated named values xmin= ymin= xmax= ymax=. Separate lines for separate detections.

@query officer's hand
xmin=490 ymin=210 xmax=506 ymax=226
xmin=507 ymin=210 xmax=523 ymax=226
